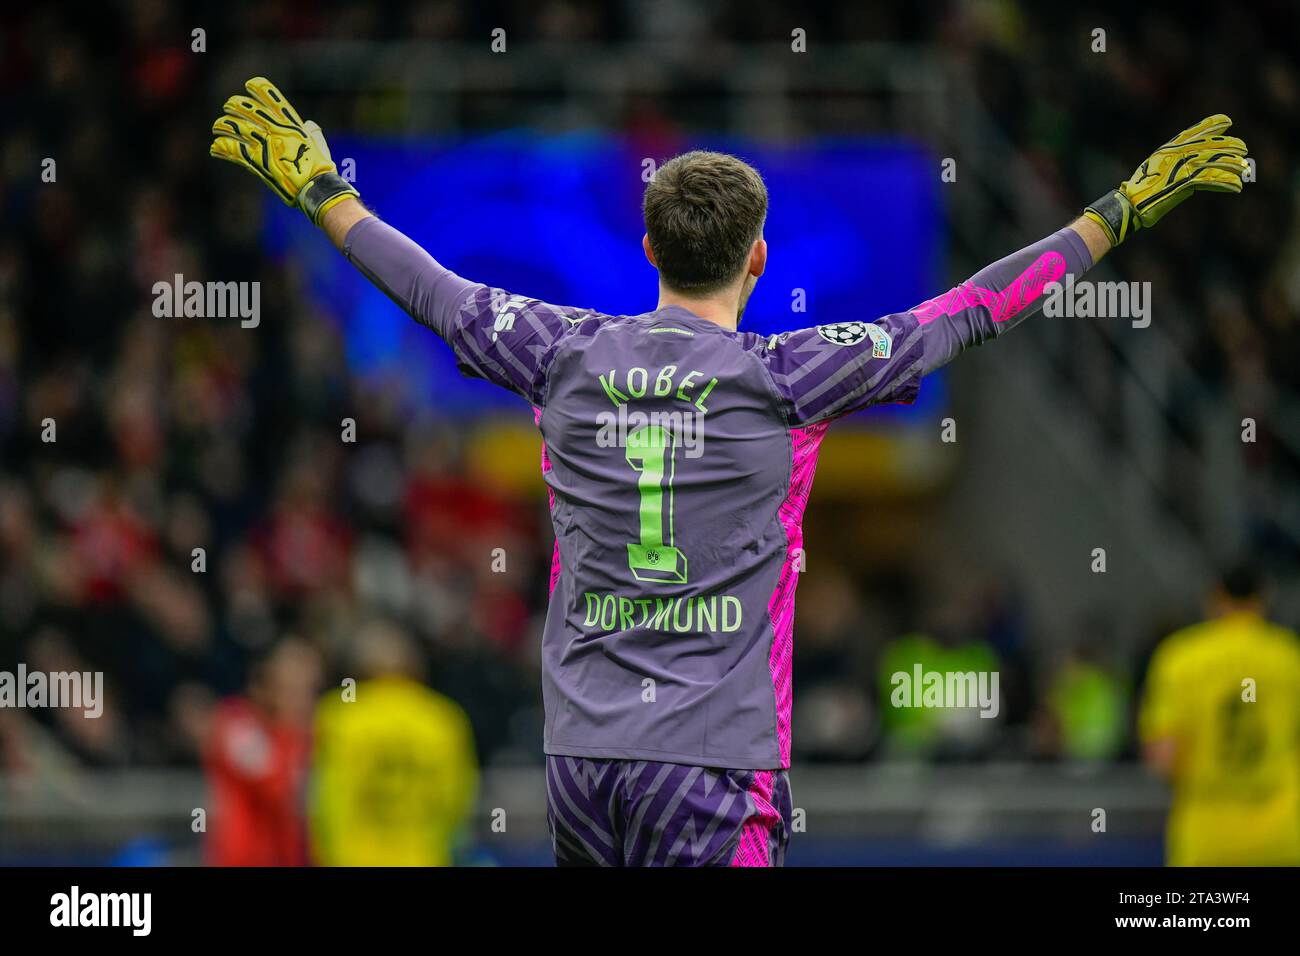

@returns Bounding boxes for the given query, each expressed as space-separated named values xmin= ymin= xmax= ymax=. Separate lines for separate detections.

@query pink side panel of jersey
xmin=535 ymin=406 xmax=563 ymax=598
xmin=766 ymin=420 xmax=830 ymax=767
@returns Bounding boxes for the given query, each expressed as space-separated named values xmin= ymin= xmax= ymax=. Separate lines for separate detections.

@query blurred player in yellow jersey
xmin=1140 ymin=563 xmax=1300 ymax=866
xmin=310 ymin=620 xmax=479 ymax=866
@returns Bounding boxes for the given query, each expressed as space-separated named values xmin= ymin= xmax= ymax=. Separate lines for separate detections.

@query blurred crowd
xmin=2 ymin=0 xmax=1297 ymax=784
xmin=951 ymin=0 xmax=1300 ymax=563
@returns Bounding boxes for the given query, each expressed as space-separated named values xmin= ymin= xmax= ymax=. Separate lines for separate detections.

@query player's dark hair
xmin=643 ymin=150 xmax=768 ymax=296
xmin=1219 ymin=559 xmax=1265 ymax=601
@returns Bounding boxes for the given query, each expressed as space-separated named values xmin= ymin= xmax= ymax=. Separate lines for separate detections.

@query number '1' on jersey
xmin=533 ymin=306 xmax=922 ymax=768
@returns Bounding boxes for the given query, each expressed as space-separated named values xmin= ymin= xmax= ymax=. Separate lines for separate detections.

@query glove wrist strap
xmin=1083 ymin=190 xmax=1136 ymax=248
xmin=298 ymin=172 xmax=360 ymax=225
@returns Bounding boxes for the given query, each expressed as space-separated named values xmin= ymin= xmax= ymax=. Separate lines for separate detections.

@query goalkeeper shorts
xmin=544 ymin=755 xmax=792 ymax=867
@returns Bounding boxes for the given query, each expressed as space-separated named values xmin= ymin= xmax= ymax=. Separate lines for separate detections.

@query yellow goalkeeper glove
xmin=1084 ymin=114 xmax=1249 ymax=247
xmin=210 ymin=77 xmax=359 ymax=225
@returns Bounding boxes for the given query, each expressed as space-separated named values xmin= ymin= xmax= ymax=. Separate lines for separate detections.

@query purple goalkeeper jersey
xmin=344 ymin=215 xmax=1091 ymax=769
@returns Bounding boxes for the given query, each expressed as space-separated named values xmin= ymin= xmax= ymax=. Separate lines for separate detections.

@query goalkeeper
xmin=212 ymin=78 xmax=1249 ymax=867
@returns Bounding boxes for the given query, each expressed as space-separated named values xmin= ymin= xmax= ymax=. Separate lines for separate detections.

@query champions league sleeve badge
xmin=815 ymin=321 xmax=892 ymax=358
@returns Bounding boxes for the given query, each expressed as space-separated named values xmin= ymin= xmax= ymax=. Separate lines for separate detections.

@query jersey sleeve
xmin=343 ymin=215 xmax=588 ymax=405
xmin=915 ymin=226 xmax=1094 ymax=374
xmin=759 ymin=310 xmax=925 ymax=426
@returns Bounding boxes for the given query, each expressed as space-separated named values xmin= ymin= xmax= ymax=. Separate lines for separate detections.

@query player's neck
xmin=654 ymin=291 xmax=740 ymax=332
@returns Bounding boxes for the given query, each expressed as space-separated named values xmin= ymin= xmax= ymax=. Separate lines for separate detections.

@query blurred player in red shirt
xmin=203 ymin=637 xmax=323 ymax=866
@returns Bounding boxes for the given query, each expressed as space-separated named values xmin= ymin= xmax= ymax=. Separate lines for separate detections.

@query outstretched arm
xmin=915 ymin=217 xmax=1104 ymax=375
xmin=760 ymin=116 xmax=1248 ymax=426
xmin=209 ymin=77 xmax=583 ymax=404
xmin=327 ymin=206 xmax=581 ymax=403
xmin=919 ymin=114 xmax=1249 ymax=374
xmin=321 ymin=197 xmax=372 ymax=249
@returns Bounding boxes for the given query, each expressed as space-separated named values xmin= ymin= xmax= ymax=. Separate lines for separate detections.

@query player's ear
xmin=642 ymin=234 xmax=658 ymax=268
xmin=748 ymin=237 xmax=767 ymax=278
